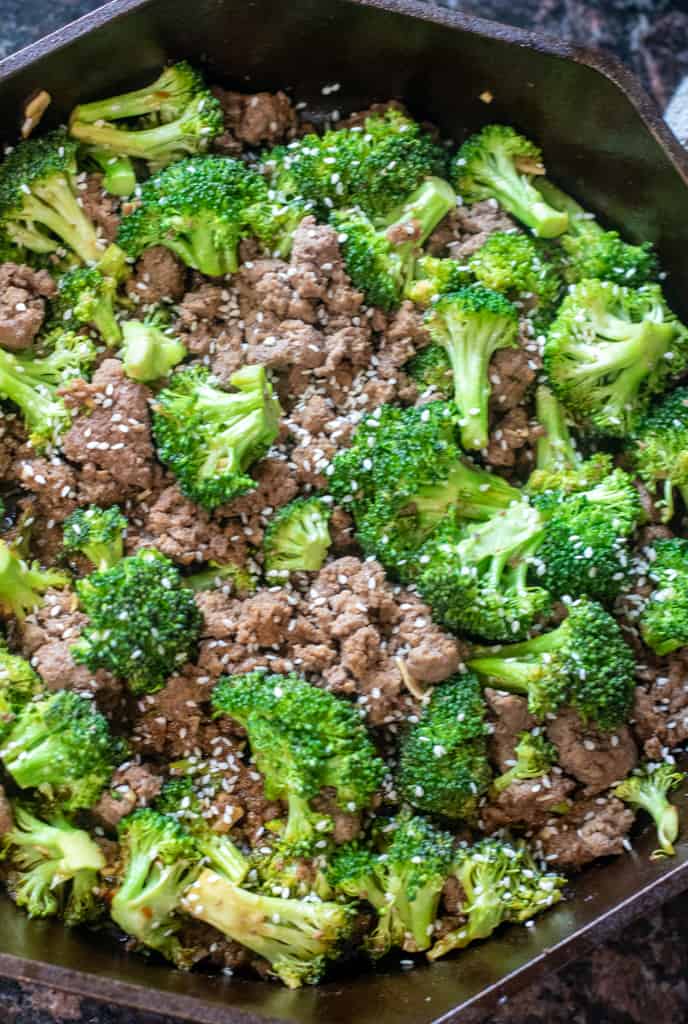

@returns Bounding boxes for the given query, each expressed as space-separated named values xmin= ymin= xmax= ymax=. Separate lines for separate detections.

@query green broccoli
xmin=263 ymin=496 xmax=332 ymax=578
xmin=328 ymin=813 xmax=454 ymax=956
xmin=639 ymin=538 xmax=688 ymax=655
xmin=396 ymin=673 xmax=492 ymax=820
xmin=182 ymin=867 xmax=354 ymax=988
xmin=468 ymin=231 xmax=564 ymax=333
xmin=416 ymin=502 xmax=549 ymax=642
xmin=427 ymin=837 xmax=565 ymax=959
xmin=70 ymin=63 xmax=223 ymax=172
xmin=329 ymin=401 xmax=520 ymax=579
xmin=0 ymin=690 xmax=125 ymax=810
xmin=155 ymin=775 xmax=249 ymax=884
xmin=51 ymin=266 xmax=121 ymax=347
xmin=211 ymin=671 xmax=385 ymax=852
xmin=469 ymin=597 xmax=636 ymax=731
xmin=0 ymin=644 xmax=43 ymax=740
xmin=117 ymin=156 xmax=270 ymax=276
xmin=404 ymin=343 xmax=453 ymax=396
xmin=182 ymin=560 xmax=256 ymax=595
xmin=404 ymin=255 xmax=471 ymax=307
xmin=152 ymin=364 xmax=281 ymax=510
xmin=110 ymin=808 xmax=201 ymax=966
xmin=71 ymin=548 xmax=202 ymax=694
xmin=527 ymin=384 xmax=613 ymax=495
xmin=491 ymin=731 xmax=557 ymax=794
xmin=614 ymin=762 xmax=684 ymax=859
xmin=0 ymin=129 xmax=102 ymax=263
xmin=535 ymin=179 xmax=660 ymax=286
xmin=425 ymin=286 xmax=519 ymax=450
xmin=533 ymin=468 xmax=642 ymax=604
xmin=62 ymin=504 xmax=127 ymax=571
xmin=3 ymin=803 xmax=105 ymax=925
xmin=629 ymin=387 xmax=688 ymax=522
xmin=83 ymin=146 xmax=137 ymax=197
xmin=120 ymin=315 xmax=187 ymax=382
xmin=0 ymin=540 xmax=68 ymax=620
xmin=0 ymin=330 xmax=97 ymax=447
xmin=331 ymin=177 xmax=457 ymax=311
xmin=451 ymin=125 xmax=569 ymax=238
xmin=264 ymin=109 xmax=448 ymax=222
xmin=543 ymin=278 xmax=688 ymax=436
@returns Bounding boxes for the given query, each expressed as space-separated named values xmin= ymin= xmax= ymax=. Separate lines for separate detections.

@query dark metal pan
xmin=1 ymin=0 xmax=688 ymax=1019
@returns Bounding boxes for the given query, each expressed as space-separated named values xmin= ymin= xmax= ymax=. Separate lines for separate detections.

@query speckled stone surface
xmin=1 ymin=1 xmax=688 ymax=1021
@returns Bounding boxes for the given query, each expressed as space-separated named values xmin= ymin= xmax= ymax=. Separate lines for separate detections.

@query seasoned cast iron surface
xmin=3 ymin=0 xmax=687 ymax=110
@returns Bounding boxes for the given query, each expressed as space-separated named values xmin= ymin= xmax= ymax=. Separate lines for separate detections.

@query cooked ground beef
xmin=546 ymin=709 xmax=638 ymax=795
xmin=11 ymin=453 xmax=79 ymax=520
xmin=0 ymin=262 xmax=56 ymax=351
xmin=92 ymin=763 xmax=163 ymax=830
xmin=80 ymin=173 xmax=121 ymax=242
xmin=484 ymin=689 xmax=537 ymax=772
xmin=633 ymin=650 xmax=688 ymax=759
xmin=480 ymin=771 xmax=576 ymax=830
xmin=0 ymin=786 xmax=13 ymax=837
xmin=534 ymin=796 xmax=635 ymax=870
xmin=211 ymin=88 xmax=297 ymax=151
xmin=427 ymin=200 xmax=519 ymax=259
xmin=126 ymin=246 xmax=187 ymax=307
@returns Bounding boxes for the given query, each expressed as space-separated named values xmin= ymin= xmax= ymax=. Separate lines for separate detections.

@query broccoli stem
xmin=23 ymin=176 xmax=101 ymax=263
xmin=0 ymin=541 xmax=67 ymax=620
xmin=71 ymin=118 xmax=192 ymax=167
xmin=484 ymin=158 xmax=567 ymax=239
xmin=87 ymin=147 xmax=137 ymax=197
xmin=386 ymin=177 xmax=456 ymax=247
xmin=0 ymin=356 xmax=66 ymax=441
xmin=535 ymin=384 xmax=578 ymax=472
xmin=468 ymin=625 xmax=565 ymax=694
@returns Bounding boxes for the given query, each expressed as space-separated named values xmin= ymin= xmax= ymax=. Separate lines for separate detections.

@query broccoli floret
xmin=120 ymin=315 xmax=187 ymax=382
xmin=534 ymin=468 xmax=642 ymax=603
xmin=329 ymin=401 xmax=520 ymax=579
xmin=396 ymin=673 xmax=491 ymax=820
xmin=0 ymin=330 xmax=96 ymax=447
xmin=72 ymin=62 xmax=204 ymax=124
xmin=0 ymin=129 xmax=101 ymax=263
xmin=211 ymin=671 xmax=385 ymax=852
xmin=544 ymin=279 xmax=688 ymax=437
xmin=152 ymin=364 xmax=281 ymax=510
xmin=83 ymin=146 xmax=137 ymax=197
xmin=110 ymin=808 xmax=200 ymax=966
xmin=331 ymin=177 xmax=457 ymax=311
xmin=0 ymin=540 xmax=68 ymax=620
xmin=328 ymin=813 xmax=454 ymax=956
xmin=451 ymin=126 xmax=568 ymax=239
xmin=639 ymin=538 xmax=688 ymax=655
xmin=117 ymin=156 xmax=269 ymax=276
xmin=614 ymin=762 xmax=684 ymax=859
xmin=264 ymin=109 xmax=448 ymax=222
xmin=404 ymin=343 xmax=453 ymax=396
xmin=263 ymin=496 xmax=332 ymax=579
xmin=51 ymin=266 xmax=121 ymax=347
xmin=416 ymin=501 xmax=550 ymax=641
xmin=404 ymin=255 xmax=471 ymax=307
xmin=0 ymin=689 xmax=125 ymax=810
xmin=629 ymin=387 xmax=688 ymax=522
xmin=427 ymin=837 xmax=565 ymax=959
xmin=70 ymin=63 xmax=222 ymax=172
xmin=535 ymin=179 xmax=660 ymax=286
xmin=62 ymin=504 xmax=127 ymax=571
xmin=0 ymin=644 xmax=43 ymax=740
xmin=527 ymin=384 xmax=613 ymax=495
xmin=468 ymin=231 xmax=564 ymax=333
xmin=492 ymin=731 xmax=557 ymax=794
xmin=425 ymin=286 xmax=519 ymax=450
xmin=182 ymin=867 xmax=354 ymax=988
xmin=182 ymin=560 xmax=256 ymax=595
xmin=155 ymin=775 xmax=249 ymax=884
xmin=72 ymin=548 xmax=202 ymax=694
xmin=3 ymin=803 xmax=105 ymax=924
xmin=469 ymin=597 xmax=635 ymax=731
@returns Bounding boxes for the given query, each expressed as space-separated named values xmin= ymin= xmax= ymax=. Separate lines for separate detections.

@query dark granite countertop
xmin=2 ymin=1 xmax=688 ymax=1021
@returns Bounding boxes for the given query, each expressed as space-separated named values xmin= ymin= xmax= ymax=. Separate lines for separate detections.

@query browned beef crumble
xmin=534 ymin=795 xmax=635 ymax=870
xmin=480 ymin=771 xmax=576 ymax=831
xmin=125 ymin=246 xmax=187 ymax=308
xmin=11 ymin=453 xmax=79 ymax=520
xmin=92 ymin=763 xmax=163 ymax=830
xmin=80 ymin=173 xmax=121 ymax=243
xmin=211 ymin=88 xmax=297 ymax=153
xmin=484 ymin=689 xmax=537 ymax=772
xmin=427 ymin=200 xmax=520 ymax=259
xmin=546 ymin=708 xmax=638 ymax=796
xmin=0 ymin=262 xmax=56 ymax=351
xmin=0 ymin=786 xmax=13 ymax=837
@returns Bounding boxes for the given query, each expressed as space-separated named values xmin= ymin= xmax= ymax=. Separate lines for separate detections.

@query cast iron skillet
xmin=1 ymin=1 xmax=688 ymax=1020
